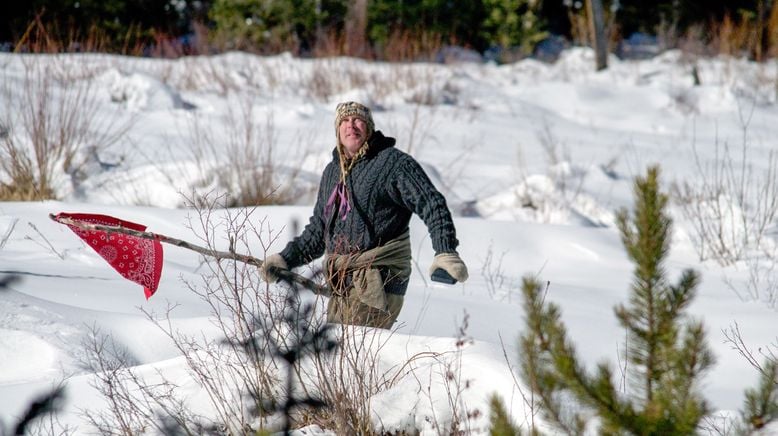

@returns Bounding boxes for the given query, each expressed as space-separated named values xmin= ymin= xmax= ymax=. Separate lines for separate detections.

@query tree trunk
xmin=586 ymin=0 xmax=608 ymax=71
xmin=756 ymin=0 xmax=776 ymax=61
xmin=345 ymin=0 xmax=368 ymax=58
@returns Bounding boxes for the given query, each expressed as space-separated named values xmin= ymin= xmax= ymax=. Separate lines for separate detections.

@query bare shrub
xmin=80 ymin=324 xmax=221 ymax=434
xmin=142 ymin=92 xmax=308 ymax=208
xmin=299 ymin=312 xmax=487 ymax=434
xmin=0 ymin=56 xmax=134 ymax=201
xmin=179 ymin=56 xmax=239 ymax=96
xmin=156 ymin=199 xmax=290 ymax=431
xmin=80 ymin=326 xmax=178 ymax=435
xmin=711 ymin=13 xmax=758 ymax=59
xmin=674 ymin=99 xmax=778 ymax=266
xmin=565 ymin=4 xmax=590 ymax=47
xmin=423 ymin=312 xmax=482 ymax=435
xmin=537 ymin=119 xmax=585 ymax=201
xmin=308 ymin=23 xmax=443 ymax=61
xmin=383 ymin=103 xmax=438 ymax=157
xmin=480 ymin=241 xmax=511 ymax=301
xmin=174 ymin=55 xmax=282 ymax=97
xmin=674 ymin=100 xmax=778 ymax=311
xmin=78 ymin=197 xmax=322 ymax=433
xmin=379 ymin=28 xmax=443 ymax=62
xmin=723 ymin=322 xmax=778 ymax=377
xmin=191 ymin=102 xmax=291 ymax=207
xmin=24 ymin=221 xmax=65 ymax=260
xmin=305 ymin=58 xmax=371 ymax=101
xmin=303 ymin=59 xmax=457 ymax=108
xmin=394 ymin=67 xmax=459 ymax=106
xmin=302 ymin=325 xmax=400 ymax=434
xmin=311 ymin=27 xmax=347 ymax=58
xmin=500 ymin=121 xmax=611 ymax=227
xmin=723 ymin=250 xmax=778 ymax=309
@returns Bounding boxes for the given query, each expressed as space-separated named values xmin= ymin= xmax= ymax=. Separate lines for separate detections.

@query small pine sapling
xmin=519 ymin=166 xmax=716 ymax=435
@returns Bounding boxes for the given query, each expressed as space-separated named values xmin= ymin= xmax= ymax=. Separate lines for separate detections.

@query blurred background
xmin=2 ymin=0 xmax=777 ymax=64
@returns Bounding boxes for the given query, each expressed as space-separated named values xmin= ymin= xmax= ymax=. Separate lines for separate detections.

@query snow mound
xmin=101 ymin=69 xmax=192 ymax=111
xmin=0 ymin=329 xmax=59 ymax=384
xmin=476 ymin=168 xmax=615 ymax=227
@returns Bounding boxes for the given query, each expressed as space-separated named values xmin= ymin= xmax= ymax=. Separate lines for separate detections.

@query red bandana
xmin=56 ymin=213 xmax=163 ymax=299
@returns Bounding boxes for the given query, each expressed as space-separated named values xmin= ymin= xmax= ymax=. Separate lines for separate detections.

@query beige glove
xmin=260 ymin=253 xmax=288 ymax=284
xmin=429 ymin=252 xmax=469 ymax=283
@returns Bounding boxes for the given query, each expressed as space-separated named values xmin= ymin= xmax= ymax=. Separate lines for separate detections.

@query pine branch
xmin=739 ymin=360 xmax=778 ymax=432
xmin=520 ymin=278 xmax=588 ymax=435
xmin=488 ymin=394 xmax=522 ymax=436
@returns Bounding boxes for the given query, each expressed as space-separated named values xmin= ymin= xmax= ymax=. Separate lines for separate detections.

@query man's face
xmin=338 ymin=116 xmax=368 ymax=157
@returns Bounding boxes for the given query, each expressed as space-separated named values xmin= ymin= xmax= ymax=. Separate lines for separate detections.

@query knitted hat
xmin=334 ymin=101 xmax=375 ymax=139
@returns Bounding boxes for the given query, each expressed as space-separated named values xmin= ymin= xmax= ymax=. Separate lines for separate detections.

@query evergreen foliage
xmin=519 ymin=166 xmax=716 ymax=435
xmin=480 ymin=0 xmax=547 ymax=56
xmin=367 ymin=0 xmax=487 ymax=51
xmin=208 ymin=0 xmax=304 ymax=51
xmin=206 ymin=0 xmax=348 ymax=54
xmin=736 ymin=359 xmax=778 ymax=433
xmin=488 ymin=394 xmax=523 ymax=435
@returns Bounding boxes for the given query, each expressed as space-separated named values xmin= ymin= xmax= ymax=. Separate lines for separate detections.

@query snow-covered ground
xmin=1 ymin=48 xmax=777 ymax=434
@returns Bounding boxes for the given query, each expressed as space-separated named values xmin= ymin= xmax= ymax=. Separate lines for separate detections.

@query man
xmin=261 ymin=101 xmax=468 ymax=329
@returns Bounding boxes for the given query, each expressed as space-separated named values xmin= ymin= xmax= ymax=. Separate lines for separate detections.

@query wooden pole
xmin=586 ymin=0 xmax=608 ymax=71
xmin=49 ymin=214 xmax=330 ymax=296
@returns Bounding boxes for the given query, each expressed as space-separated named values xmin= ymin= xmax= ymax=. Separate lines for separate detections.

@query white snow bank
xmin=0 ymin=329 xmax=59 ymax=384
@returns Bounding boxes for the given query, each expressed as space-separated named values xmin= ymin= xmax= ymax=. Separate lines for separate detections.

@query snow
xmin=1 ymin=48 xmax=778 ymax=434
xmin=0 ymin=329 xmax=60 ymax=384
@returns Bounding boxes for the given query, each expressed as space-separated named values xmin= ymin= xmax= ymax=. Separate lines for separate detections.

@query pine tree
xmin=519 ymin=165 xmax=715 ymax=435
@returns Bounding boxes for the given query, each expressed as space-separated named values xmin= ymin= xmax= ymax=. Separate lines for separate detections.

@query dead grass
xmin=0 ymin=20 xmax=135 ymax=202
xmin=0 ymin=59 xmax=133 ymax=201
xmin=185 ymin=95 xmax=307 ymax=207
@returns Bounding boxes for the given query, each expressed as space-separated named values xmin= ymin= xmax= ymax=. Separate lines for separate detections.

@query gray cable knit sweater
xmin=280 ymin=130 xmax=459 ymax=270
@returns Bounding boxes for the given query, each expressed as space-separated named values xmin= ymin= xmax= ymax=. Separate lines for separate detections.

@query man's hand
xmin=429 ymin=252 xmax=468 ymax=283
xmin=260 ymin=253 xmax=288 ymax=284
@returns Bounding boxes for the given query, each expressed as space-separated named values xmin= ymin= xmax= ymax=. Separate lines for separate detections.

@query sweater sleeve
xmin=391 ymin=156 xmax=459 ymax=254
xmin=279 ymin=166 xmax=331 ymax=268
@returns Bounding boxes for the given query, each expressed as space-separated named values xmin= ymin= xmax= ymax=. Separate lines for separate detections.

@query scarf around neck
xmin=325 ymin=141 xmax=369 ymax=221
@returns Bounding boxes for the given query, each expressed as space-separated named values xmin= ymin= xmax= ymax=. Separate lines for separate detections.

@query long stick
xmin=49 ymin=214 xmax=329 ymax=296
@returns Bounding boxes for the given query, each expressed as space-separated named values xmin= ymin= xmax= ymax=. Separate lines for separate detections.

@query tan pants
xmin=326 ymin=292 xmax=404 ymax=329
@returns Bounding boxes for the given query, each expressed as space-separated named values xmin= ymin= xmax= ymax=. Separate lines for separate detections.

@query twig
xmin=498 ymin=331 xmax=538 ymax=431
xmin=26 ymin=221 xmax=65 ymax=259
xmin=723 ymin=322 xmax=764 ymax=374
xmin=49 ymin=213 xmax=330 ymax=296
xmin=0 ymin=217 xmax=17 ymax=249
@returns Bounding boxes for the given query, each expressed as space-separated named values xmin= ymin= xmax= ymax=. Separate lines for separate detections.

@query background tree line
xmin=2 ymin=0 xmax=777 ymax=61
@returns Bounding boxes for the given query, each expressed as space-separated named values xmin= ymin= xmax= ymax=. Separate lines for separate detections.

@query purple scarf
xmin=324 ymin=181 xmax=351 ymax=221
